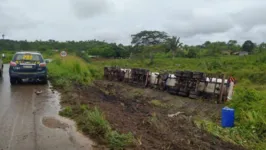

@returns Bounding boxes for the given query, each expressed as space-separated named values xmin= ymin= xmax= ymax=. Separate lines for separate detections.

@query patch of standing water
xmin=41 ymin=81 xmax=106 ymax=149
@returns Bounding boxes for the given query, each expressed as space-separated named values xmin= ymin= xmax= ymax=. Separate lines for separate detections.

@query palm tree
xmin=2 ymin=34 xmax=5 ymax=39
xmin=168 ymin=36 xmax=182 ymax=59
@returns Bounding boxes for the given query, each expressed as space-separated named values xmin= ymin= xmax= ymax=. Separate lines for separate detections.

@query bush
xmin=229 ymin=88 xmax=263 ymax=120
xmin=59 ymin=106 xmax=73 ymax=117
xmin=80 ymin=107 xmax=111 ymax=137
xmin=106 ymin=131 xmax=134 ymax=150
xmin=47 ymin=55 xmax=102 ymax=87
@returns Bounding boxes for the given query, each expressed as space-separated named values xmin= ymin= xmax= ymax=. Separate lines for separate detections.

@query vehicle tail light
xmin=39 ymin=63 xmax=46 ymax=67
xmin=10 ymin=61 xmax=17 ymax=66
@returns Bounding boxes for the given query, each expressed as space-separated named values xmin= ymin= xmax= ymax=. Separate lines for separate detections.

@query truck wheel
xmin=189 ymin=91 xmax=199 ymax=99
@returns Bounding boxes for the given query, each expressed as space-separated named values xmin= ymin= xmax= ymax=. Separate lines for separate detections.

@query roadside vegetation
xmin=47 ymin=52 xmax=266 ymax=149
xmin=1 ymin=30 xmax=266 ymax=149
xmin=195 ymin=88 xmax=266 ymax=150
xmin=1 ymin=51 xmax=14 ymax=63
xmin=47 ymin=55 xmax=102 ymax=88
xmin=59 ymin=105 xmax=135 ymax=149
xmin=47 ymin=56 xmax=135 ymax=149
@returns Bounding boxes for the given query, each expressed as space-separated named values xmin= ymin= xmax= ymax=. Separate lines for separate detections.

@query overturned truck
xmin=103 ymin=66 xmax=235 ymax=103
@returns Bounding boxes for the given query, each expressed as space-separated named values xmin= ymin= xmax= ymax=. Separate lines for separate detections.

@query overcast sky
xmin=1 ymin=0 xmax=266 ymax=45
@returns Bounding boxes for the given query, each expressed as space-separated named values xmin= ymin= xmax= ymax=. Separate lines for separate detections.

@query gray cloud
xmin=1 ymin=0 xmax=266 ymax=45
xmin=231 ymin=4 xmax=266 ymax=31
xmin=164 ymin=15 xmax=234 ymax=37
xmin=70 ymin=0 xmax=113 ymax=19
xmin=0 ymin=2 xmax=39 ymax=35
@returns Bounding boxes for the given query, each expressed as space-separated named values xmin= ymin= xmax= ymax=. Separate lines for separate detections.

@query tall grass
xmin=47 ymin=55 xmax=102 ymax=87
xmin=195 ymin=87 xmax=266 ymax=149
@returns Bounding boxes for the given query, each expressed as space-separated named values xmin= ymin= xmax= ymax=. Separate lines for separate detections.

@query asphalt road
xmin=0 ymin=64 xmax=95 ymax=150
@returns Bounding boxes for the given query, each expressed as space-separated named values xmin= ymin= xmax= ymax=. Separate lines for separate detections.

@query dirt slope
xmin=60 ymin=80 xmax=245 ymax=150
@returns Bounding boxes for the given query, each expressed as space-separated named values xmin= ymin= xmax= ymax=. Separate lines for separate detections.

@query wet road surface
xmin=0 ymin=64 xmax=95 ymax=150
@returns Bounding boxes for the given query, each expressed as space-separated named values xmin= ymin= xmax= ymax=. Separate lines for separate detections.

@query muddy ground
xmin=59 ymin=80 xmax=245 ymax=150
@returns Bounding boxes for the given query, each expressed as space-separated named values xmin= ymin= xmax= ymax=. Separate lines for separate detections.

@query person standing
xmin=227 ymin=75 xmax=236 ymax=101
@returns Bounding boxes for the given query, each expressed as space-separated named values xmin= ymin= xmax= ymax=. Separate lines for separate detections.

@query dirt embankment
xmin=59 ymin=80 xmax=245 ymax=150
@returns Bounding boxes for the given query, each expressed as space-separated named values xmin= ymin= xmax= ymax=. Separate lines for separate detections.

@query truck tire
xmin=178 ymin=88 xmax=189 ymax=97
xmin=193 ymin=72 xmax=205 ymax=79
xmin=183 ymin=71 xmax=193 ymax=78
xmin=189 ymin=91 xmax=199 ymax=99
xmin=175 ymin=70 xmax=183 ymax=77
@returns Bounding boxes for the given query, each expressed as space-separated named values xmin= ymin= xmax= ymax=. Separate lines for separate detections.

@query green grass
xmin=48 ymin=55 xmax=135 ymax=149
xmin=79 ymin=107 xmax=111 ymax=137
xmin=48 ymin=53 xmax=266 ymax=149
xmin=90 ymin=53 xmax=266 ymax=149
xmin=195 ymin=87 xmax=266 ymax=150
xmin=47 ymin=55 xmax=102 ymax=88
xmin=59 ymin=105 xmax=135 ymax=149
xmin=1 ymin=51 xmax=14 ymax=63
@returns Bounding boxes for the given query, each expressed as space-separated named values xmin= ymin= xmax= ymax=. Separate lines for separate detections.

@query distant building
xmin=239 ymin=51 xmax=249 ymax=56
xmin=221 ymin=50 xmax=231 ymax=55
xmin=232 ymin=51 xmax=249 ymax=56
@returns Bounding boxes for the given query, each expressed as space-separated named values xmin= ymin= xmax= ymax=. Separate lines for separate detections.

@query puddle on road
xmin=42 ymin=116 xmax=69 ymax=130
xmin=41 ymin=82 xmax=108 ymax=150
xmin=41 ymin=116 xmax=106 ymax=150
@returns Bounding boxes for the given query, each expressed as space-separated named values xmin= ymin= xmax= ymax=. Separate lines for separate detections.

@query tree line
xmin=0 ymin=30 xmax=265 ymax=59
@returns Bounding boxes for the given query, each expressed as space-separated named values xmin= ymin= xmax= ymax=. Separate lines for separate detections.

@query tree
xmin=242 ymin=40 xmax=255 ymax=53
xmin=227 ymin=40 xmax=238 ymax=51
xmin=131 ymin=30 xmax=169 ymax=63
xmin=259 ymin=42 xmax=266 ymax=53
xmin=227 ymin=40 xmax=237 ymax=46
xmin=167 ymin=36 xmax=182 ymax=59
xmin=202 ymin=41 xmax=211 ymax=48
xmin=131 ymin=30 xmax=169 ymax=46
xmin=2 ymin=34 xmax=4 ymax=39
xmin=187 ymin=48 xmax=197 ymax=58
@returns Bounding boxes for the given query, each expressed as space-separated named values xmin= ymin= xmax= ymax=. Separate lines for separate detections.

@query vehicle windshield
xmin=13 ymin=53 xmax=43 ymax=63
